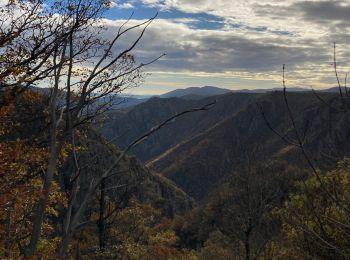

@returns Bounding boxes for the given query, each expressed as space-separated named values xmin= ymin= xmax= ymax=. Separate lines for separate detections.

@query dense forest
xmin=1 ymin=0 xmax=350 ymax=259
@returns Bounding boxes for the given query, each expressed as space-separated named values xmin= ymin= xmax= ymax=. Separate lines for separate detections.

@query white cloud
xmin=114 ymin=25 xmax=348 ymax=89
xmin=100 ymin=1 xmax=350 ymax=91
xmin=111 ymin=0 xmax=134 ymax=9
xmin=141 ymin=0 xmax=162 ymax=4
xmin=138 ymin=0 xmax=350 ymax=40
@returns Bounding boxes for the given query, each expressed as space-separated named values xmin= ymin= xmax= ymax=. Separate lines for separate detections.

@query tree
xmin=208 ymin=160 xmax=299 ymax=260
xmin=55 ymin=99 xmax=215 ymax=256
xmin=0 ymin=0 xmax=164 ymax=256
xmin=0 ymin=0 xmax=215 ymax=256
xmin=277 ymin=159 xmax=350 ymax=259
xmin=0 ymin=0 xmax=164 ymax=255
xmin=0 ymin=0 xmax=72 ymax=92
xmin=199 ymin=230 xmax=234 ymax=260
xmin=71 ymin=198 xmax=198 ymax=259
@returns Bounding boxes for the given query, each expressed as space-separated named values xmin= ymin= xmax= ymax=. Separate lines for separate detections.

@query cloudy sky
xmin=104 ymin=0 xmax=350 ymax=95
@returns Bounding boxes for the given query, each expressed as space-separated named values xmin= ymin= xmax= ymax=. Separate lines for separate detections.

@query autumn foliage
xmin=0 ymin=90 xmax=67 ymax=257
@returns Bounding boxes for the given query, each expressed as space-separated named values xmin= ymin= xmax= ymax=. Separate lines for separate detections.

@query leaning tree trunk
xmin=244 ymin=224 xmax=252 ymax=260
xmin=24 ymin=145 xmax=59 ymax=256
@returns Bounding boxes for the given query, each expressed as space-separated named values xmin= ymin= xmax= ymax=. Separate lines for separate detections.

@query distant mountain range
xmin=112 ymin=86 xmax=340 ymax=109
xmin=156 ymin=85 xmax=348 ymax=98
xmin=31 ymin=85 xmax=345 ymax=110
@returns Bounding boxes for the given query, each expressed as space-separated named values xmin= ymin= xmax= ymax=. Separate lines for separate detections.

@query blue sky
xmin=106 ymin=1 xmax=225 ymax=28
xmin=102 ymin=0 xmax=350 ymax=95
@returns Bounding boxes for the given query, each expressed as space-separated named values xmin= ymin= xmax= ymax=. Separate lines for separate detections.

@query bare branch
xmin=333 ymin=42 xmax=344 ymax=99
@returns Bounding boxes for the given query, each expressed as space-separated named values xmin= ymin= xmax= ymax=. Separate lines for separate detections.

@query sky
xmin=72 ymin=1 xmax=350 ymax=94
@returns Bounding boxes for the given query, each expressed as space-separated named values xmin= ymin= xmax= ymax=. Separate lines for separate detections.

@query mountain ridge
xmin=160 ymin=86 xmax=231 ymax=98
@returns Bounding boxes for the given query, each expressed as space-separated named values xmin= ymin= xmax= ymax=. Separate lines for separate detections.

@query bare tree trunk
xmin=57 ymin=179 xmax=96 ymax=257
xmin=244 ymin=227 xmax=252 ymax=260
xmin=4 ymin=210 xmax=12 ymax=258
xmin=25 ymin=44 xmax=67 ymax=257
xmin=57 ymin=231 xmax=73 ymax=257
xmin=25 ymin=140 xmax=59 ymax=256
xmin=98 ymin=178 xmax=106 ymax=250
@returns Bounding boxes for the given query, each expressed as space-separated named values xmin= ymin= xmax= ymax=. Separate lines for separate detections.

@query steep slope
xmin=6 ymin=89 xmax=194 ymax=215
xmin=148 ymin=92 xmax=350 ymax=200
xmin=62 ymin=130 xmax=194 ymax=217
xmin=98 ymin=93 xmax=261 ymax=162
